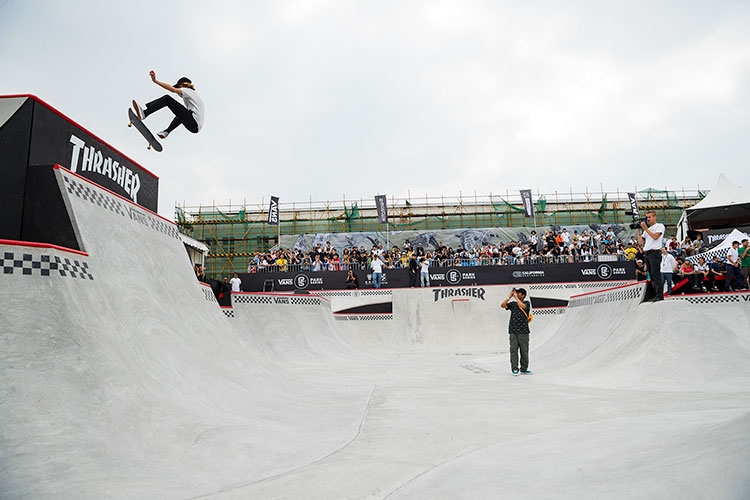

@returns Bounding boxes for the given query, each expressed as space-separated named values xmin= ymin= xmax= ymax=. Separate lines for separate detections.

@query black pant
xmin=644 ymin=251 xmax=663 ymax=299
xmin=409 ymin=271 xmax=418 ymax=287
xmin=509 ymin=333 xmax=529 ymax=372
xmin=144 ymin=95 xmax=199 ymax=133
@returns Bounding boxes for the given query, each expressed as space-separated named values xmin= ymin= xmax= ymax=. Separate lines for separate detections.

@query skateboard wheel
xmin=128 ymin=123 xmax=132 ymax=127
xmin=147 ymin=145 xmax=152 ymax=150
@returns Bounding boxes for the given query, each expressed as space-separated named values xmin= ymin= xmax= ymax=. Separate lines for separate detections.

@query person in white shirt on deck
xmin=660 ymin=247 xmax=677 ymax=296
xmin=132 ymin=71 xmax=205 ymax=140
xmin=640 ymin=210 xmax=666 ymax=302
xmin=229 ymin=273 xmax=242 ymax=293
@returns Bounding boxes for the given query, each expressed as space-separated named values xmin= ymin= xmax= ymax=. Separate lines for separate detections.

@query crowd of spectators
xmin=244 ymin=227 xmax=648 ymax=274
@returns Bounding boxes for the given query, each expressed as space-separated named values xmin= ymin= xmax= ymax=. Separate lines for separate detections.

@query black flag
xmin=375 ymin=195 xmax=388 ymax=224
xmin=267 ymin=196 xmax=279 ymax=225
xmin=520 ymin=189 xmax=534 ymax=218
xmin=627 ymin=193 xmax=640 ymax=220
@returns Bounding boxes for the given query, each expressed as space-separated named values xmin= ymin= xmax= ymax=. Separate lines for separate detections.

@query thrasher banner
xmin=375 ymin=195 xmax=388 ymax=224
xmin=520 ymin=190 xmax=534 ymax=218
xmin=267 ymin=196 xmax=279 ymax=225
xmin=627 ymin=193 xmax=640 ymax=220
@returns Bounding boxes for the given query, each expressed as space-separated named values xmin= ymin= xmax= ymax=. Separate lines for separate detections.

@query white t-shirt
xmin=420 ymin=260 xmax=430 ymax=273
xmin=371 ymin=258 xmax=383 ymax=273
xmin=181 ymin=88 xmax=205 ymax=131
xmin=230 ymin=277 xmax=241 ymax=292
xmin=727 ymin=247 xmax=740 ymax=265
xmin=660 ymin=253 xmax=676 ymax=273
xmin=643 ymin=223 xmax=665 ymax=251
xmin=561 ymin=232 xmax=570 ymax=244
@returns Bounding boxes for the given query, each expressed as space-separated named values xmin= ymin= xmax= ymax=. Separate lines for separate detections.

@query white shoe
xmin=157 ymin=130 xmax=169 ymax=139
xmin=132 ymin=100 xmax=145 ymax=120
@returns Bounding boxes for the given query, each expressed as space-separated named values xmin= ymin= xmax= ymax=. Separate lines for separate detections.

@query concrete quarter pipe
xmin=1 ymin=166 xmax=749 ymax=499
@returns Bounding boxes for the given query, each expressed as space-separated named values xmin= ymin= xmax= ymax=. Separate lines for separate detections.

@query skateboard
xmin=128 ymin=108 xmax=163 ymax=152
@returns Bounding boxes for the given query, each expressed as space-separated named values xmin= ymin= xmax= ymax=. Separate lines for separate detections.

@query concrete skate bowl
xmin=0 ymin=167 xmax=373 ymax=499
xmin=2 ymin=166 xmax=749 ymax=499
xmin=532 ymin=282 xmax=750 ymax=392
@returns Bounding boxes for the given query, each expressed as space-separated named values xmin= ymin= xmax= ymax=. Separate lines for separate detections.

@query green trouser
xmin=509 ymin=332 xmax=529 ymax=372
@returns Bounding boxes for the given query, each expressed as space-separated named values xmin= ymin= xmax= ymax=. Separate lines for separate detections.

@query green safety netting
xmin=492 ymin=196 xmax=547 ymax=216
xmin=197 ymin=208 xmax=246 ymax=222
xmin=637 ymin=188 xmax=678 ymax=207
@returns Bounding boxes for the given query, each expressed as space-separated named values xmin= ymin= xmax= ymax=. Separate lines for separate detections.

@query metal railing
xmin=245 ymin=254 xmax=631 ymax=273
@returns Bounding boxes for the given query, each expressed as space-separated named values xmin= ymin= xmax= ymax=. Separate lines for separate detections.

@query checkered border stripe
xmin=222 ymin=309 xmax=235 ymax=318
xmin=666 ymin=293 xmax=747 ymax=304
xmin=532 ymin=308 xmax=566 ymax=315
xmin=1 ymin=251 xmax=93 ymax=279
xmin=568 ymin=284 xmax=645 ymax=308
xmin=334 ymin=314 xmax=393 ymax=321
xmin=64 ymin=176 xmax=127 ymax=216
xmin=63 ymin=175 xmax=180 ymax=241
xmin=202 ymin=287 xmax=217 ymax=303
xmin=233 ymin=295 xmax=273 ymax=304
xmin=291 ymin=297 xmax=320 ymax=306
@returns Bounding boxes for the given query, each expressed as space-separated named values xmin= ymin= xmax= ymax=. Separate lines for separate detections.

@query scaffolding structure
xmin=176 ymin=188 xmax=706 ymax=278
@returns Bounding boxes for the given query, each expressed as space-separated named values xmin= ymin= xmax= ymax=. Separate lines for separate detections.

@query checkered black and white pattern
xmin=0 ymin=251 xmax=93 ymax=280
xmin=532 ymin=308 xmax=566 ymax=316
xmin=64 ymin=176 xmax=126 ymax=216
xmin=202 ymin=287 xmax=217 ymax=303
xmin=334 ymin=314 xmax=393 ymax=321
xmin=667 ymin=293 xmax=748 ymax=305
xmin=222 ymin=309 xmax=235 ymax=318
xmin=232 ymin=295 xmax=273 ymax=305
xmin=568 ymin=283 xmax=645 ymax=308
xmin=63 ymin=174 xmax=180 ymax=241
xmin=290 ymin=297 xmax=320 ymax=306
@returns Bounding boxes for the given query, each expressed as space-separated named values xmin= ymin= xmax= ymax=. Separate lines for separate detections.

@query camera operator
xmin=639 ymin=210 xmax=665 ymax=301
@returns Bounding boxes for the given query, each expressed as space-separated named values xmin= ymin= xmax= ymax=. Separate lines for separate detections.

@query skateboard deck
xmin=128 ymin=108 xmax=163 ymax=152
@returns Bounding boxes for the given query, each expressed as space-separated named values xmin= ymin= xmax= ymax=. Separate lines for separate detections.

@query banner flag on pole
xmin=627 ymin=193 xmax=640 ymax=220
xmin=375 ymin=195 xmax=388 ymax=224
xmin=267 ymin=196 xmax=279 ymax=225
xmin=520 ymin=189 xmax=534 ymax=218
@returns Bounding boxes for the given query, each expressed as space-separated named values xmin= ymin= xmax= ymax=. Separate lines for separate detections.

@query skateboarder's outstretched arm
xmin=150 ymin=70 xmax=183 ymax=96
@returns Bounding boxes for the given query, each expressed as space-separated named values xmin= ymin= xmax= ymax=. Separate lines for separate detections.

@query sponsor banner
xmin=267 ymin=196 xmax=279 ymax=225
xmin=702 ymin=226 xmax=750 ymax=246
xmin=520 ymin=189 xmax=534 ymax=218
xmin=375 ymin=195 xmax=388 ymax=224
xmin=28 ymin=99 xmax=159 ymax=211
xmin=627 ymin=192 xmax=640 ymax=220
xmin=238 ymin=261 xmax=635 ymax=292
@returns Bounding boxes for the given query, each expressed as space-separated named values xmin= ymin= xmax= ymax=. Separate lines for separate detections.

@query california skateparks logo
xmin=446 ymin=268 xmax=462 ymax=285
xmin=596 ymin=264 xmax=612 ymax=279
xmin=294 ymin=274 xmax=309 ymax=289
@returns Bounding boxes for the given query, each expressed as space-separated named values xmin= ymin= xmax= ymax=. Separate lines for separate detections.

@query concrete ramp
xmin=2 ymin=166 xmax=749 ymax=499
xmin=532 ymin=283 xmax=750 ymax=391
xmin=0 ymin=167 xmax=372 ymax=499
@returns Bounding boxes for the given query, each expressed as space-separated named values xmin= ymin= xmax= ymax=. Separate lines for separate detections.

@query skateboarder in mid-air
xmin=132 ymin=71 xmax=204 ymax=139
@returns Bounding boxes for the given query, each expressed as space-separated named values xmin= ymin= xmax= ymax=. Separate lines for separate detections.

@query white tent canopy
xmin=687 ymin=228 xmax=750 ymax=263
xmin=684 ymin=174 xmax=750 ymax=231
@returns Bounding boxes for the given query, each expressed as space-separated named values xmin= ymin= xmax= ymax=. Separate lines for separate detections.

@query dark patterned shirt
xmin=507 ymin=300 xmax=531 ymax=334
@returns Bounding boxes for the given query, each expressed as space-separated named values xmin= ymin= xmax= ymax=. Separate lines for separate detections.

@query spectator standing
xmin=345 ymin=270 xmax=359 ymax=289
xmin=640 ymin=210 xmax=665 ymax=302
xmin=501 ymin=288 xmax=532 ymax=376
xmin=661 ymin=247 xmax=677 ymax=296
xmin=725 ymin=241 xmax=743 ymax=291
xmin=371 ymin=254 xmax=385 ymax=288
xmin=419 ymin=256 xmax=431 ymax=287
xmin=230 ymin=272 xmax=242 ymax=292
xmin=408 ymin=252 xmax=419 ymax=287
xmin=739 ymin=239 xmax=750 ymax=290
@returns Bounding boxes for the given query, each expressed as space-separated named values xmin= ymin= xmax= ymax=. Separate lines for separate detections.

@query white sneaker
xmin=157 ymin=130 xmax=169 ymax=139
xmin=132 ymin=100 xmax=145 ymax=120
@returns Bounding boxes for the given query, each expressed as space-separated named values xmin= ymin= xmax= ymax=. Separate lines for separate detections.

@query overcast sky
xmin=2 ymin=0 xmax=749 ymax=216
